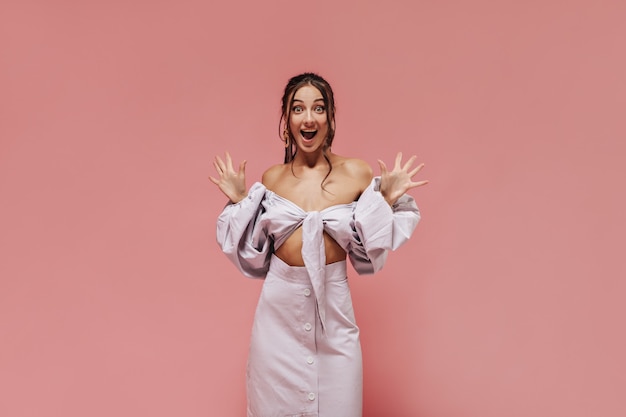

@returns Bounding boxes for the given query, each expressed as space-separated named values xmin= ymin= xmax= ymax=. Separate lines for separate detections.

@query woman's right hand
xmin=209 ymin=152 xmax=247 ymax=203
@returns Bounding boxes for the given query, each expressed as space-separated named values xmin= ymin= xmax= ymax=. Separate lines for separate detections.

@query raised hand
xmin=209 ymin=152 xmax=248 ymax=203
xmin=377 ymin=152 xmax=428 ymax=206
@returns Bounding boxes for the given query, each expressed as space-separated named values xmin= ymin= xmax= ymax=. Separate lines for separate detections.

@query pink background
xmin=1 ymin=1 xmax=625 ymax=416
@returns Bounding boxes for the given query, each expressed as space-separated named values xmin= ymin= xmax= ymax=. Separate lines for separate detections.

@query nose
xmin=304 ymin=110 xmax=315 ymax=124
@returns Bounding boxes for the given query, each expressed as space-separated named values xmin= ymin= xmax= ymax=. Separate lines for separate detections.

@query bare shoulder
xmin=332 ymin=155 xmax=373 ymax=190
xmin=342 ymin=157 xmax=373 ymax=180
xmin=261 ymin=163 xmax=286 ymax=189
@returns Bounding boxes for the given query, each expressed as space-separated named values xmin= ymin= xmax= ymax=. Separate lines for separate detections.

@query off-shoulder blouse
xmin=217 ymin=176 xmax=420 ymax=275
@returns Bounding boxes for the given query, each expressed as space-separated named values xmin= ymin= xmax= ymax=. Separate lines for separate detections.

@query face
xmin=288 ymin=85 xmax=329 ymax=154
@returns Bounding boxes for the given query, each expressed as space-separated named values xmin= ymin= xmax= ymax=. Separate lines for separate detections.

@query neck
xmin=293 ymin=148 xmax=331 ymax=169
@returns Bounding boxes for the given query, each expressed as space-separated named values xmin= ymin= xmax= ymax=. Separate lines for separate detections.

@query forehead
xmin=293 ymin=85 xmax=324 ymax=102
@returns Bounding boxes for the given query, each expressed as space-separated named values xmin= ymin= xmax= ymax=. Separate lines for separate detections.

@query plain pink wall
xmin=1 ymin=1 xmax=624 ymax=416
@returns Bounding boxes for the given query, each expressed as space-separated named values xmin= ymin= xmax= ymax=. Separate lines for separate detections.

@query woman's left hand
xmin=378 ymin=152 xmax=428 ymax=206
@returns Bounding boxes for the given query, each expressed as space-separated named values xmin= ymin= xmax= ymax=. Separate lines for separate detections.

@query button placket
xmin=299 ymin=264 xmax=318 ymax=409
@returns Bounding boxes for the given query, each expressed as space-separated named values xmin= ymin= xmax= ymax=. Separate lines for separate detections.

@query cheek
xmin=289 ymin=116 xmax=299 ymax=130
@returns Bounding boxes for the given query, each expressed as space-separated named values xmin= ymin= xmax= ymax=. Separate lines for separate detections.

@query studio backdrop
xmin=1 ymin=1 xmax=624 ymax=416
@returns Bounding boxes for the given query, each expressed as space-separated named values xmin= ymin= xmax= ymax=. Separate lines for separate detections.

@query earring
xmin=283 ymin=129 xmax=290 ymax=148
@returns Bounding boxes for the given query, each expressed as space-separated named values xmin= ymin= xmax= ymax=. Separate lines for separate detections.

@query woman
xmin=210 ymin=73 xmax=427 ymax=417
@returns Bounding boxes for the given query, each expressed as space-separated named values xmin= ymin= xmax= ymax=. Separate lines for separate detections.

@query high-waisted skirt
xmin=246 ymin=255 xmax=363 ymax=417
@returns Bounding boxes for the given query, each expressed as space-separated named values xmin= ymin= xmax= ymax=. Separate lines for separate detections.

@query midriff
xmin=274 ymin=227 xmax=346 ymax=266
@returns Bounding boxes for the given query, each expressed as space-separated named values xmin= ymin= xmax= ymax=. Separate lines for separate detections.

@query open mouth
xmin=301 ymin=130 xmax=317 ymax=140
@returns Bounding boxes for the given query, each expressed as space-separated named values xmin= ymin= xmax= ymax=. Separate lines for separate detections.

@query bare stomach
xmin=274 ymin=227 xmax=346 ymax=266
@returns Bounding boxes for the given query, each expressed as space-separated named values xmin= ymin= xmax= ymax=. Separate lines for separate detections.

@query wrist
xmin=228 ymin=191 xmax=247 ymax=204
xmin=379 ymin=189 xmax=395 ymax=207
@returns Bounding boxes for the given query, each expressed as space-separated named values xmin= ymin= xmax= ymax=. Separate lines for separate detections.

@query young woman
xmin=210 ymin=73 xmax=427 ymax=417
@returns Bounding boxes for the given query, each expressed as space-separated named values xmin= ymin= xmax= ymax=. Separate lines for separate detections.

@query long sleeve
xmin=348 ymin=177 xmax=421 ymax=274
xmin=216 ymin=182 xmax=272 ymax=278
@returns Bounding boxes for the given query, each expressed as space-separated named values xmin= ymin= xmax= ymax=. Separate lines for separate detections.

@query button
xmin=303 ymin=288 xmax=311 ymax=297
xmin=308 ymin=392 xmax=316 ymax=401
xmin=304 ymin=323 xmax=312 ymax=331
xmin=306 ymin=356 xmax=314 ymax=364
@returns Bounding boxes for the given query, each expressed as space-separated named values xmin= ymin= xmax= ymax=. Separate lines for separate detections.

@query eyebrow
xmin=292 ymin=98 xmax=325 ymax=103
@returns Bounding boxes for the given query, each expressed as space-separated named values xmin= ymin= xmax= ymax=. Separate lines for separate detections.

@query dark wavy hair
xmin=279 ymin=72 xmax=337 ymax=188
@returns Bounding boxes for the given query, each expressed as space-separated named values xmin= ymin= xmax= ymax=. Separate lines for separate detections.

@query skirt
xmin=246 ymin=255 xmax=363 ymax=417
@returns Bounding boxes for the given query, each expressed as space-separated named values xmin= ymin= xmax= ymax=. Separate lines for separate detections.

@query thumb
xmin=377 ymin=159 xmax=388 ymax=175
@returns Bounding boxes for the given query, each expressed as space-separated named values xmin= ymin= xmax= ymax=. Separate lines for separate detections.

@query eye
xmin=314 ymin=105 xmax=325 ymax=113
xmin=292 ymin=106 xmax=303 ymax=113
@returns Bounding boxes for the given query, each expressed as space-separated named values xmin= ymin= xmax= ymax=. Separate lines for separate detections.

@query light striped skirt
xmin=247 ymin=254 xmax=362 ymax=417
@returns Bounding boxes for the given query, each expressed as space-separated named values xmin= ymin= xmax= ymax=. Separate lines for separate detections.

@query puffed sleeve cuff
xmin=350 ymin=177 xmax=421 ymax=274
xmin=216 ymin=182 xmax=271 ymax=278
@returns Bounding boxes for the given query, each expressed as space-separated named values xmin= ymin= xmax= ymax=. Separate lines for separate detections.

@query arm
xmin=210 ymin=152 xmax=271 ymax=278
xmin=349 ymin=152 xmax=427 ymax=274
xmin=216 ymin=183 xmax=272 ymax=278
xmin=348 ymin=177 xmax=421 ymax=274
